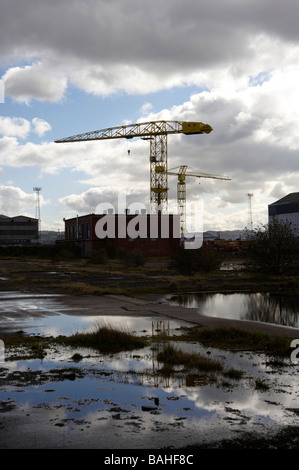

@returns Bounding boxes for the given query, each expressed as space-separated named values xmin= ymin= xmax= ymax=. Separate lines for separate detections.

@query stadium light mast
xmin=33 ymin=187 xmax=42 ymax=243
xmin=247 ymin=193 xmax=253 ymax=231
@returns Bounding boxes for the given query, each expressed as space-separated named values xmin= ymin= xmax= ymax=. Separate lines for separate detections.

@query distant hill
xmin=40 ymin=231 xmax=65 ymax=244
xmin=40 ymin=229 xmax=251 ymax=244
xmin=203 ymin=230 xmax=252 ymax=240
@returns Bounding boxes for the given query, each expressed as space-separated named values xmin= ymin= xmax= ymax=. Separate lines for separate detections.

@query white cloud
xmin=2 ymin=62 xmax=67 ymax=103
xmin=0 ymin=116 xmax=52 ymax=139
xmin=0 ymin=117 xmax=31 ymax=139
xmin=139 ymin=102 xmax=153 ymax=116
xmin=0 ymin=185 xmax=36 ymax=216
xmin=32 ymin=118 xmax=52 ymax=137
xmin=59 ymin=186 xmax=149 ymax=215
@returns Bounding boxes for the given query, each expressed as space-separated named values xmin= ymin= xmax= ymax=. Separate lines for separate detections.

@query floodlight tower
xmin=247 ymin=193 xmax=253 ymax=231
xmin=33 ymin=187 xmax=42 ymax=242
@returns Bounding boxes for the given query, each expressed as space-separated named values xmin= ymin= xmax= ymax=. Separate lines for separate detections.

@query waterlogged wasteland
xmin=0 ymin=291 xmax=299 ymax=449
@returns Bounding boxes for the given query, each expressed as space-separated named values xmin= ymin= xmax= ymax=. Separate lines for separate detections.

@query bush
xmin=171 ymin=245 xmax=221 ymax=275
xmin=0 ymin=242 xmax=81 ymax=260
xmin=246 ymin=218 xmax=299 ymax=274
xmin=123 ymin=249 xmax=145 ymax=268
xmin=89 ymin=248 xmax=109 ymax=265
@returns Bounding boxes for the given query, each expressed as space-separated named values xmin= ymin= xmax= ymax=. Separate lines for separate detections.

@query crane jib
xmin=54 ymin=121 xmax=213 ymax=143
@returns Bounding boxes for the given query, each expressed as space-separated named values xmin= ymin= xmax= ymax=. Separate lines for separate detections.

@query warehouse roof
xmin=0 ymin=215 xmax=37 ymax=221
xmin=269 ymin=192 xmax=299 ymax=206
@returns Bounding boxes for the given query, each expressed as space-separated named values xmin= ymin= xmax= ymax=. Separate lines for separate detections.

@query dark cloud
xmin=2 ymin=0 xmax=299 ymax=98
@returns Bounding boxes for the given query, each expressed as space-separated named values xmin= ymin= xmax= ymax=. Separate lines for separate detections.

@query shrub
xmin=246 ymin=218 xmax=299 ymax=275
xmin=123 ymin=249 xmax=145 ymax=268
xmin=171 ymin=245 xmax=221 ymax=275
xmin=89 ymin=248 xmax=108 ymax=264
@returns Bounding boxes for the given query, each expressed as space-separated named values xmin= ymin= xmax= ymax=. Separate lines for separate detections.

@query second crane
xmin=167 ymin=165 xmax=231 ymax=233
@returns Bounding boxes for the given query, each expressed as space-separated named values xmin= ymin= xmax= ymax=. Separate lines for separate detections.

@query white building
xmin=268 ymin=193 xmax=299 ymax=235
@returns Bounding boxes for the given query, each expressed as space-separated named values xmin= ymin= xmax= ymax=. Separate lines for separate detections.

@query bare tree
xmin=246 ymin=218 xmax=299 ymax=274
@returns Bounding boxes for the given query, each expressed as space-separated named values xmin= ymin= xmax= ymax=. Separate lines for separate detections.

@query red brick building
xmin=64 ymin=213 xmax=181 ymax=258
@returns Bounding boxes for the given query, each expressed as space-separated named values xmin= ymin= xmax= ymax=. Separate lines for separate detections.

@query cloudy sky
xmin=1 ymin=0 xmax=299 ymax=232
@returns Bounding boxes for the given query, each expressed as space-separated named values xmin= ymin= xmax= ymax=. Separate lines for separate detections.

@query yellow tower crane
xmin=167 ymin=165 xmax=231 ymax=233
xmin=55 ymin=120 xmax=213 ymax=214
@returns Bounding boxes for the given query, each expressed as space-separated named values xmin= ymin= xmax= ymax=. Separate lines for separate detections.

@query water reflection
xmin=243 ymin=293 xmax=299 ymax=327
xmin=167 ymin=292 xmax=299 ymax=328
xmin=1 ymin=338 xmax=298 ymax=449
xmin=1 ymin=289 xmax=298 ymax=448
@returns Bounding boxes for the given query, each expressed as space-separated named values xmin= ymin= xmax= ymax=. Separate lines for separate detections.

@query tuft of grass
xmin=63 ymin=282 xmax=113 ymax=295
xmin=182 ymin=326 xmax=291 ymax=357
xmin=4 ymin=334 xmax=51 ymax=360
xmin=57 ymin=321 xmax=148 ymax=353
xmin=254 ymin=378 xmax=270 ymax=391
xmin=223 ymin=368 xmax=244 ymax=380
xmin=157 ymin=344 xmax=223 ymax=372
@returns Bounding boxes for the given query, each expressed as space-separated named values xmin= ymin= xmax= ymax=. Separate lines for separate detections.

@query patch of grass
xmin=4 ymin=322 xmax=148 ymax=357
xmin=62 ymin=282 xmax=129 ymax=296
xmin=57 ymin=321 xmax=148 ymax=353
xmin=71 ymin=353 xmax=83 ymax=362
xmin=182 ymin=326 xmax=291 ymax=357
xmin=4 ymin=334 xmax=51 ymax=360
xmin=254 ymin=378 xmax=270 ymax=391
xmin=157 ymin=344 xmax=223 ymax=372
xmin=223 ymin=368 xmax=244 ymax=380
xmin=156 ymin=344 xmax=246 ymax=385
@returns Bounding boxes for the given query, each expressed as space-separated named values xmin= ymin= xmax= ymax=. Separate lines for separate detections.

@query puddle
xmin=0 ymin=290 xmax=298 ymax=449
xmin=165 ymin=292 xmax=299 ymax=328
xmin=0 ymin=290 xmax=189 ymax=337
xmin=1 ymin=338 xmax=298 ymax=449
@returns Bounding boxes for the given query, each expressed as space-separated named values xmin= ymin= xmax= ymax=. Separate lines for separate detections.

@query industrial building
xmin=0 ymin=215 xmax=39 ymax=245
xmin=64 ymin=213 xmax=181 ymax=258
xmin=268 ymin=193 xmax=299 ymax=235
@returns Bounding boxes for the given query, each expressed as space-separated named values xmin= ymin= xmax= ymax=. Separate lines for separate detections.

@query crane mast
xmin=55 ymin=120 xmax=213 ymax=214
xmin=167 ymin=165 xmax=231 ymax=233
